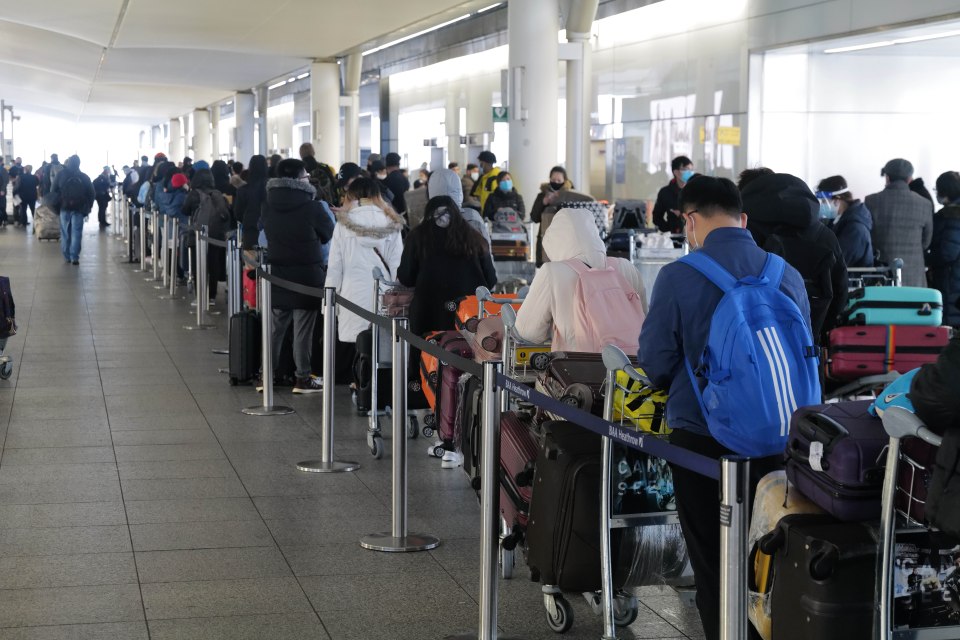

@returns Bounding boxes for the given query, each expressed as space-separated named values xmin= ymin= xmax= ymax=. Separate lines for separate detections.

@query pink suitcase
xmin=826 ymin=325 xmax=949 ymax=380
xmin=499 ymin=411 xmax=539 ymax=534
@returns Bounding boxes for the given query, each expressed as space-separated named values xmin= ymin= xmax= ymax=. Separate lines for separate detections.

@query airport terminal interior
xmin=1 ymin=0 xmax=960 ymax=638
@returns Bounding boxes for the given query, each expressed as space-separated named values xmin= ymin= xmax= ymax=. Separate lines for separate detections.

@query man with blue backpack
xmin=638 ymin=175 xmax=821 ymax=640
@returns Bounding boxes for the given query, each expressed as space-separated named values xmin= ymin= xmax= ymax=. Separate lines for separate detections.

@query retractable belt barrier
xmin=190 ymin=246 xmax=749 ymax=640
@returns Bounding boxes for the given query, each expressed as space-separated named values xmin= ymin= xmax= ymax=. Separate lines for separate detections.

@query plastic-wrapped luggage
xmin=34 ymin=203 xmax=60 ymax=241
xmin=747 ymin=471 xmax=825 ymax=640
xmin=489 ymin=208 xmax=529 ymax=261
xmin=826 ymin=325 xmax=949 ymax=380
xmin=764 ymin=513 xmax=877 ymax=640
xmin=842 ymin=286 xmax=943 ymax=326
xmin=784 ymin=400 xmax=888 ymax=521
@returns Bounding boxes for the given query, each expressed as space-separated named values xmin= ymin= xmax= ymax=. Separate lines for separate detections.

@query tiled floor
xmin=0 ymin=221 xmax=703 ymax=639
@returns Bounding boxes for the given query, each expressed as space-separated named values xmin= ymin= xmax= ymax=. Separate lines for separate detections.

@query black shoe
xmin=72 ymin=260 xmax=79 ymax=265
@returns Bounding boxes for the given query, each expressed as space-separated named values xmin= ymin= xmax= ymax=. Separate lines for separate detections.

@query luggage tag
xmin=809 ymin=441 xmax=825 ymax=472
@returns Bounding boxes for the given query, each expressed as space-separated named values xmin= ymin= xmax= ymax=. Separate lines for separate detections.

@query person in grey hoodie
xmin=427 ymin=168 xmax=492 ymax=252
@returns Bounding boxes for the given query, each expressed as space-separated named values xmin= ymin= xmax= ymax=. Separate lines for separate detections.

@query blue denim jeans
xmin=59 ymin=210 xmax=85 ymax=262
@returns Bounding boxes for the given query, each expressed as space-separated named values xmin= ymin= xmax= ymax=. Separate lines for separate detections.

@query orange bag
xmin=452 ymin=293 xmax=522 ymax=332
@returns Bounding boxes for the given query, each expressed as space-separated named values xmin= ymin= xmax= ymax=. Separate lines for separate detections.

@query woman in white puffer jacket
xmin=326 ymin=178 xmax=405 ymax=343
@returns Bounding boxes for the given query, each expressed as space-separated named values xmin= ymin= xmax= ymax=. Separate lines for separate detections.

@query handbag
xmin=373 ymin=247 xmax=414 ymax=317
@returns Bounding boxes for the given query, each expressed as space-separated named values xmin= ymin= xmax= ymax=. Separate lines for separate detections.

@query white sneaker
xmin=441 ymin=450 xmax=463 ymax=469
xmin=427 ymin=441 xmax=444 ymax=458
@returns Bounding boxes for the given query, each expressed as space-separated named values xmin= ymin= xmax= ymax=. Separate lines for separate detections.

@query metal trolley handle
xmin=881 ymin=406 xmax=942 ymax=447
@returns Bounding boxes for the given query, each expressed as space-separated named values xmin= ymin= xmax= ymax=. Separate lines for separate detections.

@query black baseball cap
xmin=337 ymin=162 xmax=363 ymax=187
xmin=478 ymin=151 xmax=496 ymax=164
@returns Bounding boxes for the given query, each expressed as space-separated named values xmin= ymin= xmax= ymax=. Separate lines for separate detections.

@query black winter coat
xmin=930 ymin=204 xmax=960 ymax=326
xmin=261 ymin=178 xmax=335 ymax=310
xmin=910 ymin=336 xmax=960 ymax=536
xmin=652 ymin=179 xmax=683 ymax=233
xmin=397 ymin=223 xmax=497 ymax=336
xmin=15 ymin=174 xmax=38 ymax=202
xmin=236 ymin=179 xmax=267 ymax=249
xmin=828 ymin=200 xmax=874 ymax=268
xmin=383 ymin=170 xmax=410 ymax=214
xmin=482 ymin=188 xmax=525 ymax=221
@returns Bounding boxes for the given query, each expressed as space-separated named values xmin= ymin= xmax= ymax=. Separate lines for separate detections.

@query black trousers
xmin=96 ymin=195 xmax=110 ymax=225
xmin=668 ymin=428 xmax=781 ymax=640
xmin=19 ymin=199 xmax=35 ymax=226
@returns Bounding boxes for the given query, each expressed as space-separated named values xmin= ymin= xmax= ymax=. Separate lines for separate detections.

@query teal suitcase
xmin=842 ymin=286 xmax=942 ymax=326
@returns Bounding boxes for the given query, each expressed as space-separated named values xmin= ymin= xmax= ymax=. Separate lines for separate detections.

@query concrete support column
xmin=151 ymin=125 xmax=161 ymax=152
xmin=564 ymin=0 xmax=598 ymax=192
xmin=445 ymin=92 xmax=461 ymax=170
xmin=342 ymin=54 xmax=362 ymax=164
xmin=193 ymin=108 xmax=212 ymax=163
xmin=311 ymin=60 xmax=342 ymax=165
xmin=168 ymin=117 xmax=183 ymax=162
xmin=256 ymin=86 xmax=268 ymax=155
xmin=508 ymin=0 xmax=559 ymax=208
xmin=211 ymin=105 xmax=221 ymax=160
xmin=235 ymin=91 xmax=255 ymax=163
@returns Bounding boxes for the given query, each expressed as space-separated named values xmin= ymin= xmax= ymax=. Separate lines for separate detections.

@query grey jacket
xmin=865 ymin=181 xmax=933 ymax=287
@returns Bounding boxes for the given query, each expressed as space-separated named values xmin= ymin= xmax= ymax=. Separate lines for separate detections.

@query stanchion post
xmin=160 ymin=218 xmax=181 ymax=300
xmin=136 ymin=207 xmax=148 ymax=272
xmin=297 ymin=288 xmax=358 ymax=471
xmin=360 ymin=317 xmax=437 ymax=551
xmin=599 ymin=367 xmax=618 ymax=640
xmin=183 ymin=226 xmax=216 ymax=331
xmin=242 ymin=261 xmax=294 ymax=416
xmin=719 ymin=456 xmax=749 ymax=640
xmin=212 ymin=234 xmax=232 ymax=355
xmin=148 ymin=211 xmax=161 ymax=281
xmin=161 ymin=217 xmax=170 ymax=287
xmin=446 ymin=360 xmax=521 ymax=640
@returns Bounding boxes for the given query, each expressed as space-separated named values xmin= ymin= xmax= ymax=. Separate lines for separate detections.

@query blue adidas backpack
xmin=680 ymin=252 xmax=821 ymax=457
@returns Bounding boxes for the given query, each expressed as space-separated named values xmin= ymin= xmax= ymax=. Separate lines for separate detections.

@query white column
xmin=343 ymin=54 xmax=362 ymax=164
xmin=256 ymin=86 xmax=268 ymax=156
xmin=193 ymin=108 xmax=212 ymax=163
xmin=211 ymin=105 xmax=220 ymax=161
xmin=310 ymin=60 xmax=342 ymax=165
xmin=168 ymin=117 xmax=183 ymax=161
xmin=565 ymin=0 xmax=599 ymax=192
xmin=508 ymin=0 xmax=559 ymax=208
xmin=151 ymin=125 xmax=161 ymax=152
xmin=235 ymin=91 xmax=255 ymax=163
xmin=445 ymin=91 xmax=461 ymax=169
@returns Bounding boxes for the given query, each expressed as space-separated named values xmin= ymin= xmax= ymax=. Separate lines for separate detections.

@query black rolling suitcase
xmin=353 ymin=327 xmax=392 ymax=413
xmin=763 ymin=513 xmax=877 ymax=640
xmin=229 ymin=310 xmax=260 ymax=385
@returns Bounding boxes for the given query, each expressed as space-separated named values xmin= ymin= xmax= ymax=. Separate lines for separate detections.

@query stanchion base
xmin=211 ymin=348 xmax=229 ymax=355
xmin=159 ymin=295 xmax=183 ymax=300
xmin=183 ymin=324 xmax=217 ymax=331
xmin=296 ymin=459 xmax=360 ymax=473
xmin=445 ymin=634 xmax=523 ymax=639
xmin=359 ymin=532 xmax=440 ymax=553
xmin=242 ymin=405 xmax=295 ymax=416
xmin=153 ymin=284 xmax=167 ymax=290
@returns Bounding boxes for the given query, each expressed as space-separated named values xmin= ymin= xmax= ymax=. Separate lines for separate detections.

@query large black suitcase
xmin=764 ymin=513 xmax=877 ymax=640
xmin=229 ymin=310 xmax=260 ymax=385
xmin=353 ymin=328 xmax=391 ymax=413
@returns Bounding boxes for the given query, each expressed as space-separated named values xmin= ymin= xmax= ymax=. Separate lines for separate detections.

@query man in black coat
xmin=259 ymin=158 xmax=334 ymax=393
xmin=741 ymin=172 xmax=848 ymax=343
xmin=652 ymin=155 xmax=694 ymax=233
xmin=382 ymin=152 xmax=409 ymax=215
xmin=50 ymin=155 xmax=95 ymax=265
xmin=93 ymin=166 xmax=112 ymax=228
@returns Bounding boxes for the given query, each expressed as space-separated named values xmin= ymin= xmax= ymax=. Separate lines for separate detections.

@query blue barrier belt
xmin=335 ymin=293 xmax=393 ymax=332
xmin=497 ymin=372 xmax=720 ymax=481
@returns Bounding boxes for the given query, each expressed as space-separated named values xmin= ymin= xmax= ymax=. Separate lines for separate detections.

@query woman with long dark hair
xmin=235 ymin=155 xmax=268 ymax=249
xmin=398 ymin=195 xmax=497 ymax=336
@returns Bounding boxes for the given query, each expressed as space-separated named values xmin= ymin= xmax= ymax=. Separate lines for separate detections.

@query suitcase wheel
xmin=368 ymin=431 xmax=384 ymax=460
xmin=545 ymin=594 xmax=574 ymax=633
xmin=500 ymin=544 xmax=515 ymax=580
xmin=407 ymin=415 xmax=419 ymax=439
xmin=0 ymin=361 xmax=11 ymax=380
xmin=228 ymin=376 xmax=238 ymax=386
xmin=613 ymin=592 xmax=639 ymax=627
xmin=465 ymin=317 xmax=480 ymax=333
xmin=530 ymin=352 xmax=553 ymax=371
xmin=561 ymin=383 xmax=593 ymax=414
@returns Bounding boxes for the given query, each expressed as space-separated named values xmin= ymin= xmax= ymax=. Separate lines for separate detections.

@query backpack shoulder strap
xmin=563 ymin=259 xmax=589 ymax=275
xmin=759 ymin=253 xmax=786 ymax=289
xmin=678 ymin=252 xmax=737 ymax=293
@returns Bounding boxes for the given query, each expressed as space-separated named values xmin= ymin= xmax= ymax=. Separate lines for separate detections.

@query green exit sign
xmin=492 ymin=106 xmax=508 ymax=123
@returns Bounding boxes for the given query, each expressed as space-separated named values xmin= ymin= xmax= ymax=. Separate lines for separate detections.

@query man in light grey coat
xmin=865 ymin=158 xmax=934 ymax=287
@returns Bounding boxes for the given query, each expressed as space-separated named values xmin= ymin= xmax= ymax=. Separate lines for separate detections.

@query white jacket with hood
xmin=326 ymin=200 xmax=405 ymax=342
xmin=514 ymin=208 xmax=648 ymax=348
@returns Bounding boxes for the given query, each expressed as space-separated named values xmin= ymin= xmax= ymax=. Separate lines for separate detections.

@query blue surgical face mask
xmin=500 ymin=180 xmax=513 ymax=192
xmin=680 ymin=169 xmax=695 ymax=183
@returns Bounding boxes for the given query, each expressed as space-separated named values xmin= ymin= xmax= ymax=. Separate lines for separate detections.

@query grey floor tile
xmin=282 ymin=542 xmax=439 ymax=577
xmin=130 ymin=519 xmax=274 ymax=551
xmin=0 ymin=583 xmax=143 ymax=627
xmin=264 ymin=516 xmax=396 ymax=547
xmin=116 ymin=459 xmax=237 ymax=480
xmin=251 ymin=494 xmax=388 ymax=521
xmin=120 ymin=477 xmax=247 ymax=501
xmin=136 ymin=547 xmax=292 ymax=583
xmin=239 ymin=473 xmax=370 ymax=498
xmin=0 ymin=463 xmax=118 ymax=484
xmin=107 ymin=414 xmax=210 ymax=431
xmin=0 ymin=447 xmax=116 ymax=466
xmin=4 ymin=424 xmax=112 ymax=449
xmin=318 ymin=602 xmax=478 ymax=640
xmin=299 ymin=570 xmax=469 ymax=613
xmin=0 ymin=502 xmax=126 ymax=528
xmin=141 ymin=577 xmax=313 ymax=620
xmin=124 ymin=497 xmax=259 ymax=525
xmin=0 ymin=553 xmax=137 ymax=589
xmin=110 ymin=429 xmax=217 ymax=446
xmin=113 ymin=443 xmax=225 ymax=462
xmin=0 ymin=525 xmax=132 ymax=557
xmin=0 ymin=478 xmax=122 ymax=505
xmin=0 ymin=621 xmax=149 ymax=640
xmin=147 ymin=613 xmax=327 ymax=640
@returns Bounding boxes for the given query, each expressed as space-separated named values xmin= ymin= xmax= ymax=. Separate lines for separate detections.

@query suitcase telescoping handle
xmin=787 ymin=412 xmax=850 ymax=469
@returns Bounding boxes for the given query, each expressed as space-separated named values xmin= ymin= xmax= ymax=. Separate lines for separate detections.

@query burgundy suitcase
xmin=436 ymin=332 xmax=473 ymax=449
xmin=827 ymin=325 xmax=949 ymax=380
xmin=785 ymin=401 xmax=888 ymax=522
xmin=537 ymin=352 xmax=638 ymax=416
xmin=499 ymin=411 xmax=540 ymax=537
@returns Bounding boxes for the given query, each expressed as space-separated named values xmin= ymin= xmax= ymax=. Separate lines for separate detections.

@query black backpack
xmin=193 ymin=190 xmax=231 ymax=238
xmin=761 ymin=226 xmax=836 ymax=340
xmin=60 ymin=173 xmax=86 ymax=210
xmin=309 ymin=163 xmax=339 ymax=207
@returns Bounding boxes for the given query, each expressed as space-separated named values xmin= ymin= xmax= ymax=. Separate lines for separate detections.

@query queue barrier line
xmin=193 ymin=246 xmax=749 ymax=640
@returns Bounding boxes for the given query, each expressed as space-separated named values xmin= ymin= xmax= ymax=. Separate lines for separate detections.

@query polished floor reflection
xmin=0 ymin=223 xmax=703 ymax=639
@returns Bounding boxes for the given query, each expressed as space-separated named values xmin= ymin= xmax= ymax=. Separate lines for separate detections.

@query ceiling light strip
xmin=824 ymin=28 xmax=960 ymax=54
xmin=362 ymin=13 xmax=473 ymax=57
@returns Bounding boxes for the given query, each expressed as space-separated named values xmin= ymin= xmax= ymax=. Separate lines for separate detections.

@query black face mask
xmin=549 ymin=181 xmax=564 ymax=191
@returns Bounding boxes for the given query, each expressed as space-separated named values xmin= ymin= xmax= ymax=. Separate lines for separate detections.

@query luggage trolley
xmin=366 ymin=267 xmax=419 ymax=459
xmin=0 ymin=338 xmax=12 ymax=380
xmin=878 ymin=406 xmax=960 ymax=639
xmin=848 ymin=258 xmax=903 ymax=291
xmin=497 ymin=304 xmax=552 ymax=386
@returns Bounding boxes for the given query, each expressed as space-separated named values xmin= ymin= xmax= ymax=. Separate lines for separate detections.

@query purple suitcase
xmin=784 ymin=400 xmax=888 ymax=522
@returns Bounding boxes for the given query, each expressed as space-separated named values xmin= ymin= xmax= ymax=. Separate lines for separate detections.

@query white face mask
xmin=470 ymin=171 xmax=479 ymax=181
